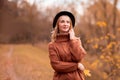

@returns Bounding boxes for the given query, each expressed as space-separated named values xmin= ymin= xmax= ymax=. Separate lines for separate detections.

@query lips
xmin=63 ymin=26 xmax=69 ymax=29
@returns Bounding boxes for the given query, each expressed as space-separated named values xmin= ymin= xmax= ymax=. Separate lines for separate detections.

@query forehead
xmin=58 ymin=15 xmax=71 ymax=21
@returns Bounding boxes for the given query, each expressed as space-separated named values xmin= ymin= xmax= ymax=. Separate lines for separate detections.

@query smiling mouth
xmin=63 ymin=27 xmax=69 ymax=29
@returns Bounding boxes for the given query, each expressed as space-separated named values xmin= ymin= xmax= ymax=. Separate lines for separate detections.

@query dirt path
xmin=0 ymin=44 xmax=53 ymax=80
xmin=4 ymin=45 xmax=20 ymax=80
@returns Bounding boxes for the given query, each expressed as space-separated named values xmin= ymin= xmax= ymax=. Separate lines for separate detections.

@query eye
xmin=67 ymin=21 xmax=70 ymax=23
xmin=60 ymin=20 xmax=65 ymax=23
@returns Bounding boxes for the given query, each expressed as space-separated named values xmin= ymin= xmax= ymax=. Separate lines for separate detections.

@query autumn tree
xmin=77 ymin=0 xmax=120 ymax=80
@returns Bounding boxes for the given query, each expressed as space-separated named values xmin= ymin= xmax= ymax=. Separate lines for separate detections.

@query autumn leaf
xmin=117 ymin=28 xmax=120 ymax=32
xmin=91 ymin=60 xmax=99 ymax=69
xmin=93 ymin=44 xmax=98 ymax=49
xmin=84 ymin=69 xmax=91 ymax=77
xmin=96 ymin=21 xmax=107 ymax=27
xmin=100 ymin=55 xmax=104 ymax=59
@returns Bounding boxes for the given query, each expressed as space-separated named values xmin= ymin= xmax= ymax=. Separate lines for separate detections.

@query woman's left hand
xmin=78 ymin=63 xmax=85 ymax=71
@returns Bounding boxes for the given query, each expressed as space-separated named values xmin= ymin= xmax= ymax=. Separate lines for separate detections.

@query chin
xmin=60 ymin=29 xmax=69 ymax=33
xmin=63 ymin=29 xmax=69 ymax=32
xmin=63 ymin=30 xmax=69 ymax=33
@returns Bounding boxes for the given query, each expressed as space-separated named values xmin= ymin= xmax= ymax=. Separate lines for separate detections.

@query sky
xmin=27 ymin=0 xmax=120 ymax=8
xmin=27 ymin=0 xmax=120 ymax=14
xmin=26 ymin=0 xmax=91 ymax=15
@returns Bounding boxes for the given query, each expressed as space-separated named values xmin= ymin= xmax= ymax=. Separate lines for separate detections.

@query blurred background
xmin=0 ymin=0 xmax=120 ymax=80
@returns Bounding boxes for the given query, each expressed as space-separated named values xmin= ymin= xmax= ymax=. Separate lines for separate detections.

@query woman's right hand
xmin=69 ymin=29 xmax=75 ymax=40
xmin=78 ymin=63 xmax=85 ymax=71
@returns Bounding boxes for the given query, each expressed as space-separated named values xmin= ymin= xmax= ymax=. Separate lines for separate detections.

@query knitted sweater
xmin=48 ymin=33 xmax=86 ymax=80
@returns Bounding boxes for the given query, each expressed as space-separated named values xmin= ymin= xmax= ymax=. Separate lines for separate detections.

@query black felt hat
xmin=53 ymin=11 xmax=75 ymax=28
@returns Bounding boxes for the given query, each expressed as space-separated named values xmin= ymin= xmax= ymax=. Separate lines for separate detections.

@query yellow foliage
xmin=117 ymin=28 xmax=120 ymax=32
xmin=106 ymin=41 xmax=116 ymax=49
xmin=103 ymin=72 xmax=108 ymax=79
xmin=93 ymin=44 xmax=98 ymax=49
xmin=116 ymin=63 xmax=120 ymax=69
xmin=107 ymin=33 xmax=116 ymax=39
xmin=84 ymin=69 xmax=91 ymax=77
xmin=86 ymin=35 xmax=110 ymax=44
xmin=106 ymin=56 xmax=113 ymax=62
xmin=100 ymin=36 xmax=104 ymax=40
xmin=87 ymin=39 xmax=94 ymax=43
xmin=113 ymin=55 xmax=120 ymax=69
xmin=96 ymin=21 xmax=107 ymax=27
xmin=100 ymin=55 xmax=104 ymax=59
xmin=91 ymin=60 xmax=99 ymax=69
xmin=111 ymin=34 xmax=116 ymax=39
xmin=94 ymin=38 xmax=99 ymax=42
xmin=86 ymin=40 xmax=91 ymax=43
xmin=104 ymin=36 xmax=109 ymax=39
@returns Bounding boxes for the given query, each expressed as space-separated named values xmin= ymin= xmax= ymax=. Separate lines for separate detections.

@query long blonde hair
xmin=51 ymin=20 xmax=73 ymax=42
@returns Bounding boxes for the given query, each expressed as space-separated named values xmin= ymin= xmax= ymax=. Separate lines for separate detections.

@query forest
xmin=0 ymin=0 xmax=120 ymax=80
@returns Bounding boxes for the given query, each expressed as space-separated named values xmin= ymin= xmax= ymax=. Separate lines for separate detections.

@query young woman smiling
xmin=48 ymin=11 xmax=87 ymax=80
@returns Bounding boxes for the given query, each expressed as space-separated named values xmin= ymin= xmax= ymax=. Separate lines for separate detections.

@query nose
xmin=64 ymin=22 xmax=68 ymax=26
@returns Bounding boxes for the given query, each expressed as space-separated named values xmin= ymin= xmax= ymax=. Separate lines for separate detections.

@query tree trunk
xmin=112 ymin=0 xmax=118 ymax=36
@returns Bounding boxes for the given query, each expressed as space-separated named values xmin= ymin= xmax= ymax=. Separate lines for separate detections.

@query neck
xmin=55 ymin=33 xmax=70 ymax=42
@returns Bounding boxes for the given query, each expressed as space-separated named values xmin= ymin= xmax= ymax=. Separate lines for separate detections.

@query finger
xmin=69 ymin=29 xmax=72 ymax=33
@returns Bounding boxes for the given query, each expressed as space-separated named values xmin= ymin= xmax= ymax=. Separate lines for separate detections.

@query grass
xmin=0 ymin=43 xmax=53 ymax=80
xmin=1 ymin=43 xmax=120 ymax=80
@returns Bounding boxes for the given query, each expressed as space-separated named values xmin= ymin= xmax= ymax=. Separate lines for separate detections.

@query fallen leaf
xmin=83 ymin=69 xmax=91 ymax=77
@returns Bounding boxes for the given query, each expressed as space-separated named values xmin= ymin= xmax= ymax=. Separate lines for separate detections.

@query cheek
xmin=58 ymin=25 xmax=62 ymax=31
xmin=58 ymin=23 xmax=62 ymax=28
xmin=58 ymin=24 xmax=63 ymax=29
xmin=59 ymin=26 xmax=63 ymax=31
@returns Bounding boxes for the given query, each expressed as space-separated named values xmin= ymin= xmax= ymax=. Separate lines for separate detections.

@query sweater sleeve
xmin=69 ymin=38 xmax=86 ymax=62
xmin=48 ymin=43 xmax=78 ymax=73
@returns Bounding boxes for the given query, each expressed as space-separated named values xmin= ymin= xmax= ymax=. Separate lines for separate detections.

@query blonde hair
xmin=51 ymin=20 xmax=73 ymax=42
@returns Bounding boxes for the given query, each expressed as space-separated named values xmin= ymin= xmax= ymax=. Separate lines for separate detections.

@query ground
xmin=0 ymin=43 xmax=53 ymax=80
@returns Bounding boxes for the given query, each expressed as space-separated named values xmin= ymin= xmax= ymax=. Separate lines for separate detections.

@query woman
xmin=48 ymin=11 xmax=86 ymax=80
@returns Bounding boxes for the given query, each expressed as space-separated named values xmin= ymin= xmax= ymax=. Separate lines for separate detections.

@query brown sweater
xmin=48 ymin=33 xmax=86 ymax=80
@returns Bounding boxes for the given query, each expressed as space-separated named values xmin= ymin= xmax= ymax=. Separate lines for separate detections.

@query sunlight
xmin=27 ymin=0 xmax=35 ymax=5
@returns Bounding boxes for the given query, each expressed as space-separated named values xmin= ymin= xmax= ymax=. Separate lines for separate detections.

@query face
xmin=57 ymin=15 xmax=71 ymax=33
